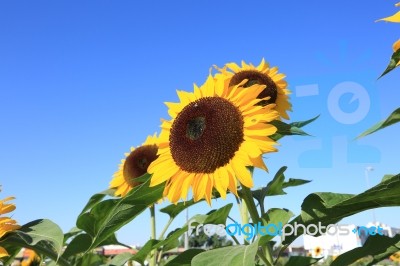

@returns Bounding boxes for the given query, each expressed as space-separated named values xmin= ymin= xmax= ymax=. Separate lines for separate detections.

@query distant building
xmin=303 ymin=222 xmax=399 ymax=258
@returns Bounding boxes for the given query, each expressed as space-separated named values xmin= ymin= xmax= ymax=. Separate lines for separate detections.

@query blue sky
xmin=1 ymin=0 xmax=400 ymax=246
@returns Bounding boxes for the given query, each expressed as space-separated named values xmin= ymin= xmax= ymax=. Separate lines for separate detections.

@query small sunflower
xmin=21 ymin=249 xmax=40 ymax=266
xmin=0 ymin=196 xmax=20 ymax=258
xmin=214 ymin=59 xmax=291 ymax=120
xmin=390 ymin=251 xmax=400 ymax=262
xmin=149 ymin=75 xmax=279 ymax=204
xmin=110 ymin=134 xmax=159 ymax=197
xmin=314 ymin=246 xmax=322 ymax=257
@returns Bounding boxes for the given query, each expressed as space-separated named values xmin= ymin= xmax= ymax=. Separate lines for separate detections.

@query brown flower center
xmin=229 ymin=70 xmax=277 ymax=106
xmin=169 ymin=97 xmax=244 ymax=173
xmin=123 ymin=144 xmax=158 ymax=186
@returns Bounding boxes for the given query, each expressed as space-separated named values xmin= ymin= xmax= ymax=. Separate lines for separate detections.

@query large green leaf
xmin=160 ymin=198 xmax=203 ymax=219
xmin=191 ymin=239 xmax=259 ymax=266
xmin=164 ymin=249 xmax=205 ymax=266
xmin=130 ymin=239 xmax=159 ymax=265
xmin=106 ymin=252 xmax=135 ymax=266
xmin=331 ymin=234 xmax=400 ymax=266
xmin=0 ymin=219 xmax=68 ymax=266
xmin=154 ymin=204 xmax=233 ymax=251
xmin=62 ymin=233 xmax=92 ymax=259
xmin=283 ymin=173 xmax=400 ymax=245
xmin=357 ymin=107 xmax=400 ymax=138
xmin=104 ymin=204 xmax=233 ymax=265
xmin=79 ymin=189 xmax=115 ymax=215
xmin=285 ymin=256 xmax=321 ymax=266
xmin=259 ymin=208 xmax=294 ymax=246
xmin=379 ymin=48 xmax=400 ymax=78
xmin=77 ymin=176 xmax=164 ymax=250
xmin=63 ymin=227 xmax=81 ymax=244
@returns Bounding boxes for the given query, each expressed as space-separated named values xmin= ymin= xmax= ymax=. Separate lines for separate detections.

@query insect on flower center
xmin=123 ymin=144 xmax=158 ymax=185
xmin=170 ymin=97 xmax=244 ymax=173
xmin=186 ymin=116 xmax=206 ymax=140
xmin=229 ymin=70 xmax=278 ymax=106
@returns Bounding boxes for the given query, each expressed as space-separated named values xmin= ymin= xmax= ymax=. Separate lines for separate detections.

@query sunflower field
xmin=1 ymin=2 xmax=400 ymax=266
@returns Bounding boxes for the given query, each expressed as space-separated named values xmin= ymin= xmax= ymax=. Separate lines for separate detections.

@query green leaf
xmin=62 ymin=233 xmax=92 ymax=258
xmin=379 ymin=49 xmax=400 ymax=78
xmin=107 ymin=252 xmax=134 ymax=266
xmin=130 ymin=239 xmax=159 ymax=265
xmin=191 ymin=239 xmax=259 ymax=266
xmin=80 ymin=189 xmax=115 ymax=215
xmin=77 ymin=176 xmax=164 ymax=250
xmin=357 ymin=107 xmax=400 ymax=138
xmin=282 ymin=178 xmax=311 ymax=189
xmin=164 ymin=249 xmax=205 ymax=266
xmin=160 ymin=198 xmax=203 ymax=219
xmin=155 ymin=204 xmax=233 ymax=251
xmin=290 ymin=115 xmax=320 ymax=128
xmin=331 ymin=234 xmax=400 ymax=266
xmin=270 ymin=121 xmax=310 ymax=141
xmin=382 ymin=174 xmax=395 ymax=182
xmin=270 ymin=115 xmax=318 ymax=141
xmin=252 ymin=167 xmax=287 ymax=206
xmin=75 ymin=253 xmax=104 ymax=266
xmin=0 ymin=219 xmax=68 ymax=266
xmin=285 ymin=256 xmax=321 ymax=266
xmin=63 ymin=227 xmax=81 ymax=244
xmin=283 ymin=173 xmax=400 ymax=245
xmin=259 ymin=208 xmax=294 ymax=245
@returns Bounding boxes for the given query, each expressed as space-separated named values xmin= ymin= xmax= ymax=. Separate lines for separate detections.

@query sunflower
xmin=313 ymin=246 xmax=322 ymax=257
xmin=214 ymin=59 xmax=291 ymax=120
xmin=390 ymin=251 xmax=400 ymax=262
xmin=21 ymin=249 xmax=40 ymax=266
xmin=0 ymin=196 xmax=20 ymax=258
xmin=110 ymin=134 xmax=159 ymax=197
xmin=149 ymin=75 xmax=279 ymax=204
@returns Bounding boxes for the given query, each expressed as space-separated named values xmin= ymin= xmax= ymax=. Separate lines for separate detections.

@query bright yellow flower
xmin=110 ymin=134 xmax=159 ymax=197
xmin=0 ymin=196 xmax=20 ymax=258
xmin=149 ymin=75 xmax=279 ymax=204
xmin=21 ymin=249 xmax=40 ymax=266
xmin=214 ymin=59 xmax=292 ymax=120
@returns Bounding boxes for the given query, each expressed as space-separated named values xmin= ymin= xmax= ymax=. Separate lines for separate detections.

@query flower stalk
xmin=150 ymin=205 xmax=157 ymax=266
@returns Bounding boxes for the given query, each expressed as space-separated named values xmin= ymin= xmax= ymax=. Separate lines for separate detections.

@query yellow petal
xmin=205 ymin=175 xmax=214 ymax=205
xmin=393 ymin=39 xmax=400 ymax=52
xmin=231 ymin=159 xmax=253 ymax=188
xmin=0 ymin=246 xmax=9 ymax=258
xmin=377 ymin=11 xmax=400 ymax=23
xmin=149 ymin=159 xmax=179 ymax=186
xmin=250 ymin=155 xmax=268 ymax=171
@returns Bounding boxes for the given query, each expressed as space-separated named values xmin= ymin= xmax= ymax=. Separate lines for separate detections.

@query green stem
xmin=241 ymin=185 xmax=274 ymax=266
xmin=240 ymin=185 xmax=260 ymax=224
xmin=239 ymin=199 xmax=250 ymax=245
xmin=158 ymin=217 xmax=173 ymax=240
xmin=150 ymin=205 xmax=157 ymax=266
xmin=156 ymin=217 xmax=174 ymax=265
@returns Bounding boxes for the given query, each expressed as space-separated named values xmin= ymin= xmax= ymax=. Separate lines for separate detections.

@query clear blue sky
xmin=1 ymin=0 xmax=400 ymax=246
